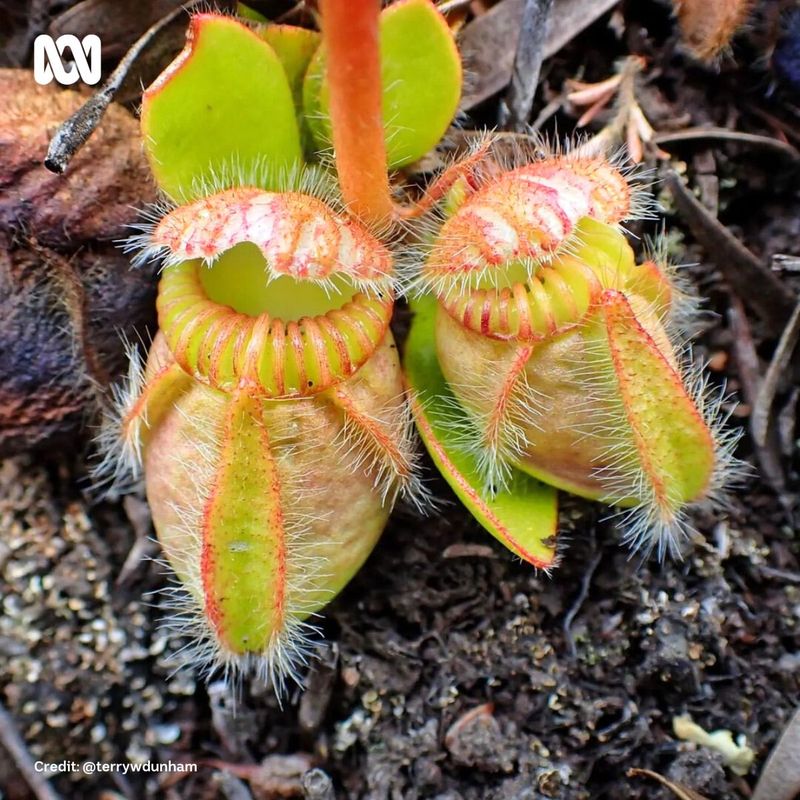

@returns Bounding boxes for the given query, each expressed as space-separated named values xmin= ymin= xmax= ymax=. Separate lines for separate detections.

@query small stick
xmin=759 ymin=566 xmax=800 ymax=585
xmin=436 ymin=0 xmax=473 ymax=13
xmin=752 ymin=297 xmax=800 ymax=448
xmin=0 ymin=700 xmax=63 ymax=800
xmin=277 ymin=2 xmax=306 ymax=23
xmin=570 ymin=57 xmax=645 ymax=159
xmin=728 ymin=298 xmax=787 ymax=495
xmin=727 ymin=298 xmax=762 ymax=407
xmin=44 ymin=2 xmax=201 ymax=174
xmin=563 ymin=541 xmax=602 ymax=659
xmin=499 ymin=0 xmax=554 ymax=131
xmin=665 ymin=171 xmax=796 ymax=337
xmin=653 ymin=127 xmax=799 ymax=160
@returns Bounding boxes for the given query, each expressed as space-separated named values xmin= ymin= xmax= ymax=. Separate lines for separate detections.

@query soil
xmin=1 ymin=2 xmax=799 ymax=800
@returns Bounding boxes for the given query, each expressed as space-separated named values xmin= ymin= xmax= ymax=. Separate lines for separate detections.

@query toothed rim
xmin=439 ymin=257 xmax=606 ymax=341
xmin=157 ymin=261 xmax=393 ymax=398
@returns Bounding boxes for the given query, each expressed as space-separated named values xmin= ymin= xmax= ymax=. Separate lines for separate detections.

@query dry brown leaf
xmin=458 ymin=0 xmax=619 ymax=109
xmin=0 ymin=69 xmax=157 ymax=456
xmin=753 ymin=707 xmax=800 ymax=800
xmin=48 ymin=0 xmax=182 ymax=60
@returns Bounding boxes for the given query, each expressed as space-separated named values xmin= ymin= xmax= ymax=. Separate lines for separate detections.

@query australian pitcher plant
xmin=94 ymin=0 xmax=738 ymax=690
xmin=403 ymin=141 xmax=740 ymax=566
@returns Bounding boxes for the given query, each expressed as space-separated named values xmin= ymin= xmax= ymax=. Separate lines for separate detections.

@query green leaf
xmin=404 ymin=295 xmax=559 ymax=568
xmin=303 ymin=0 xmax=461 ymax=169
xmin=259 ymin=23 xmax=321 ymax=152
xmin=141 ymin=13 xmax=303 ymax=201
xmin=236 ymin=3 xmax=267 ymax=22
xmin=259 ymin=24 xmax=321 ymax=109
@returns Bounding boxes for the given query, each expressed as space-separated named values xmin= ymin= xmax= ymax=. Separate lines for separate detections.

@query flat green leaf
xmin=303 ymin=0 xmax=461 ymax=169
xmin=259 ymin=24 xmax=321 ymax=108
xmin=404 ymin=295 xmax=559 ymax=568
xmin=141 ymin=13 xmax=302 ymax=201
xmin=259 ymin=23 xmax=321 ymax=152
xmin=236 ymin=3 xmax=267 ymax=22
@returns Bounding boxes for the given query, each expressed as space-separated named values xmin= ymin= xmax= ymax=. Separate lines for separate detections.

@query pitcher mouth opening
xmin=198 ymin=242 xmax=363 ymax=320
xmin=157 ymin=246 xmax=393 ymax=398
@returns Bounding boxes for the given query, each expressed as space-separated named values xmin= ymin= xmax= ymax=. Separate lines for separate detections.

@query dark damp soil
xmin=1 ymin=2 xmax=799 ymax=799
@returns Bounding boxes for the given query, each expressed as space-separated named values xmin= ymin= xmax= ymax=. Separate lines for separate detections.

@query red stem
xmin=319 ymin=0 xmax=392 ymax=227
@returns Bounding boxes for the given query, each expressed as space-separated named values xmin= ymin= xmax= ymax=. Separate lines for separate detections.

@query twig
xmin=745 ymin=103 xmax=800 ymax=149
xmin=654 ymin=127 xmax=800 ymax=160
xmin=759 ymin=566 xmax=800 ymax=585
xmin=530 ymin=95 xmax=564 ymax=131
xmin=276 ymin=2 xmax=317 ymax=25
xmin=563 ymin=547 xmax=603 ymax=659
xmin=628 ymin=768 xmax=708 ymax=800
xmin=116 ymin=494 xmax=158 ymax=587
xmin=277 ymin=2 xmax=304 ymax=23
xmin=45 ymin=1 xmax=203 ymax=173
xmin=436 ymin=0 xmax=474 ymax=13
xmin=0 ymin=700 xmax=63 ymax=800
xmin=752 ymin=297 xmax=800 ymax=448
xmin=665 ymin=171 xmax=796 ymax=337
xmin=726 ymin=298 xmax=762 ymax=407
xmin=571 ymin=57 xmax=648 ymax=159
xmin=727 ymin=298 xmax=787 ymax=495
xmin=499 ymin=0 xmax=554 ymax=131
